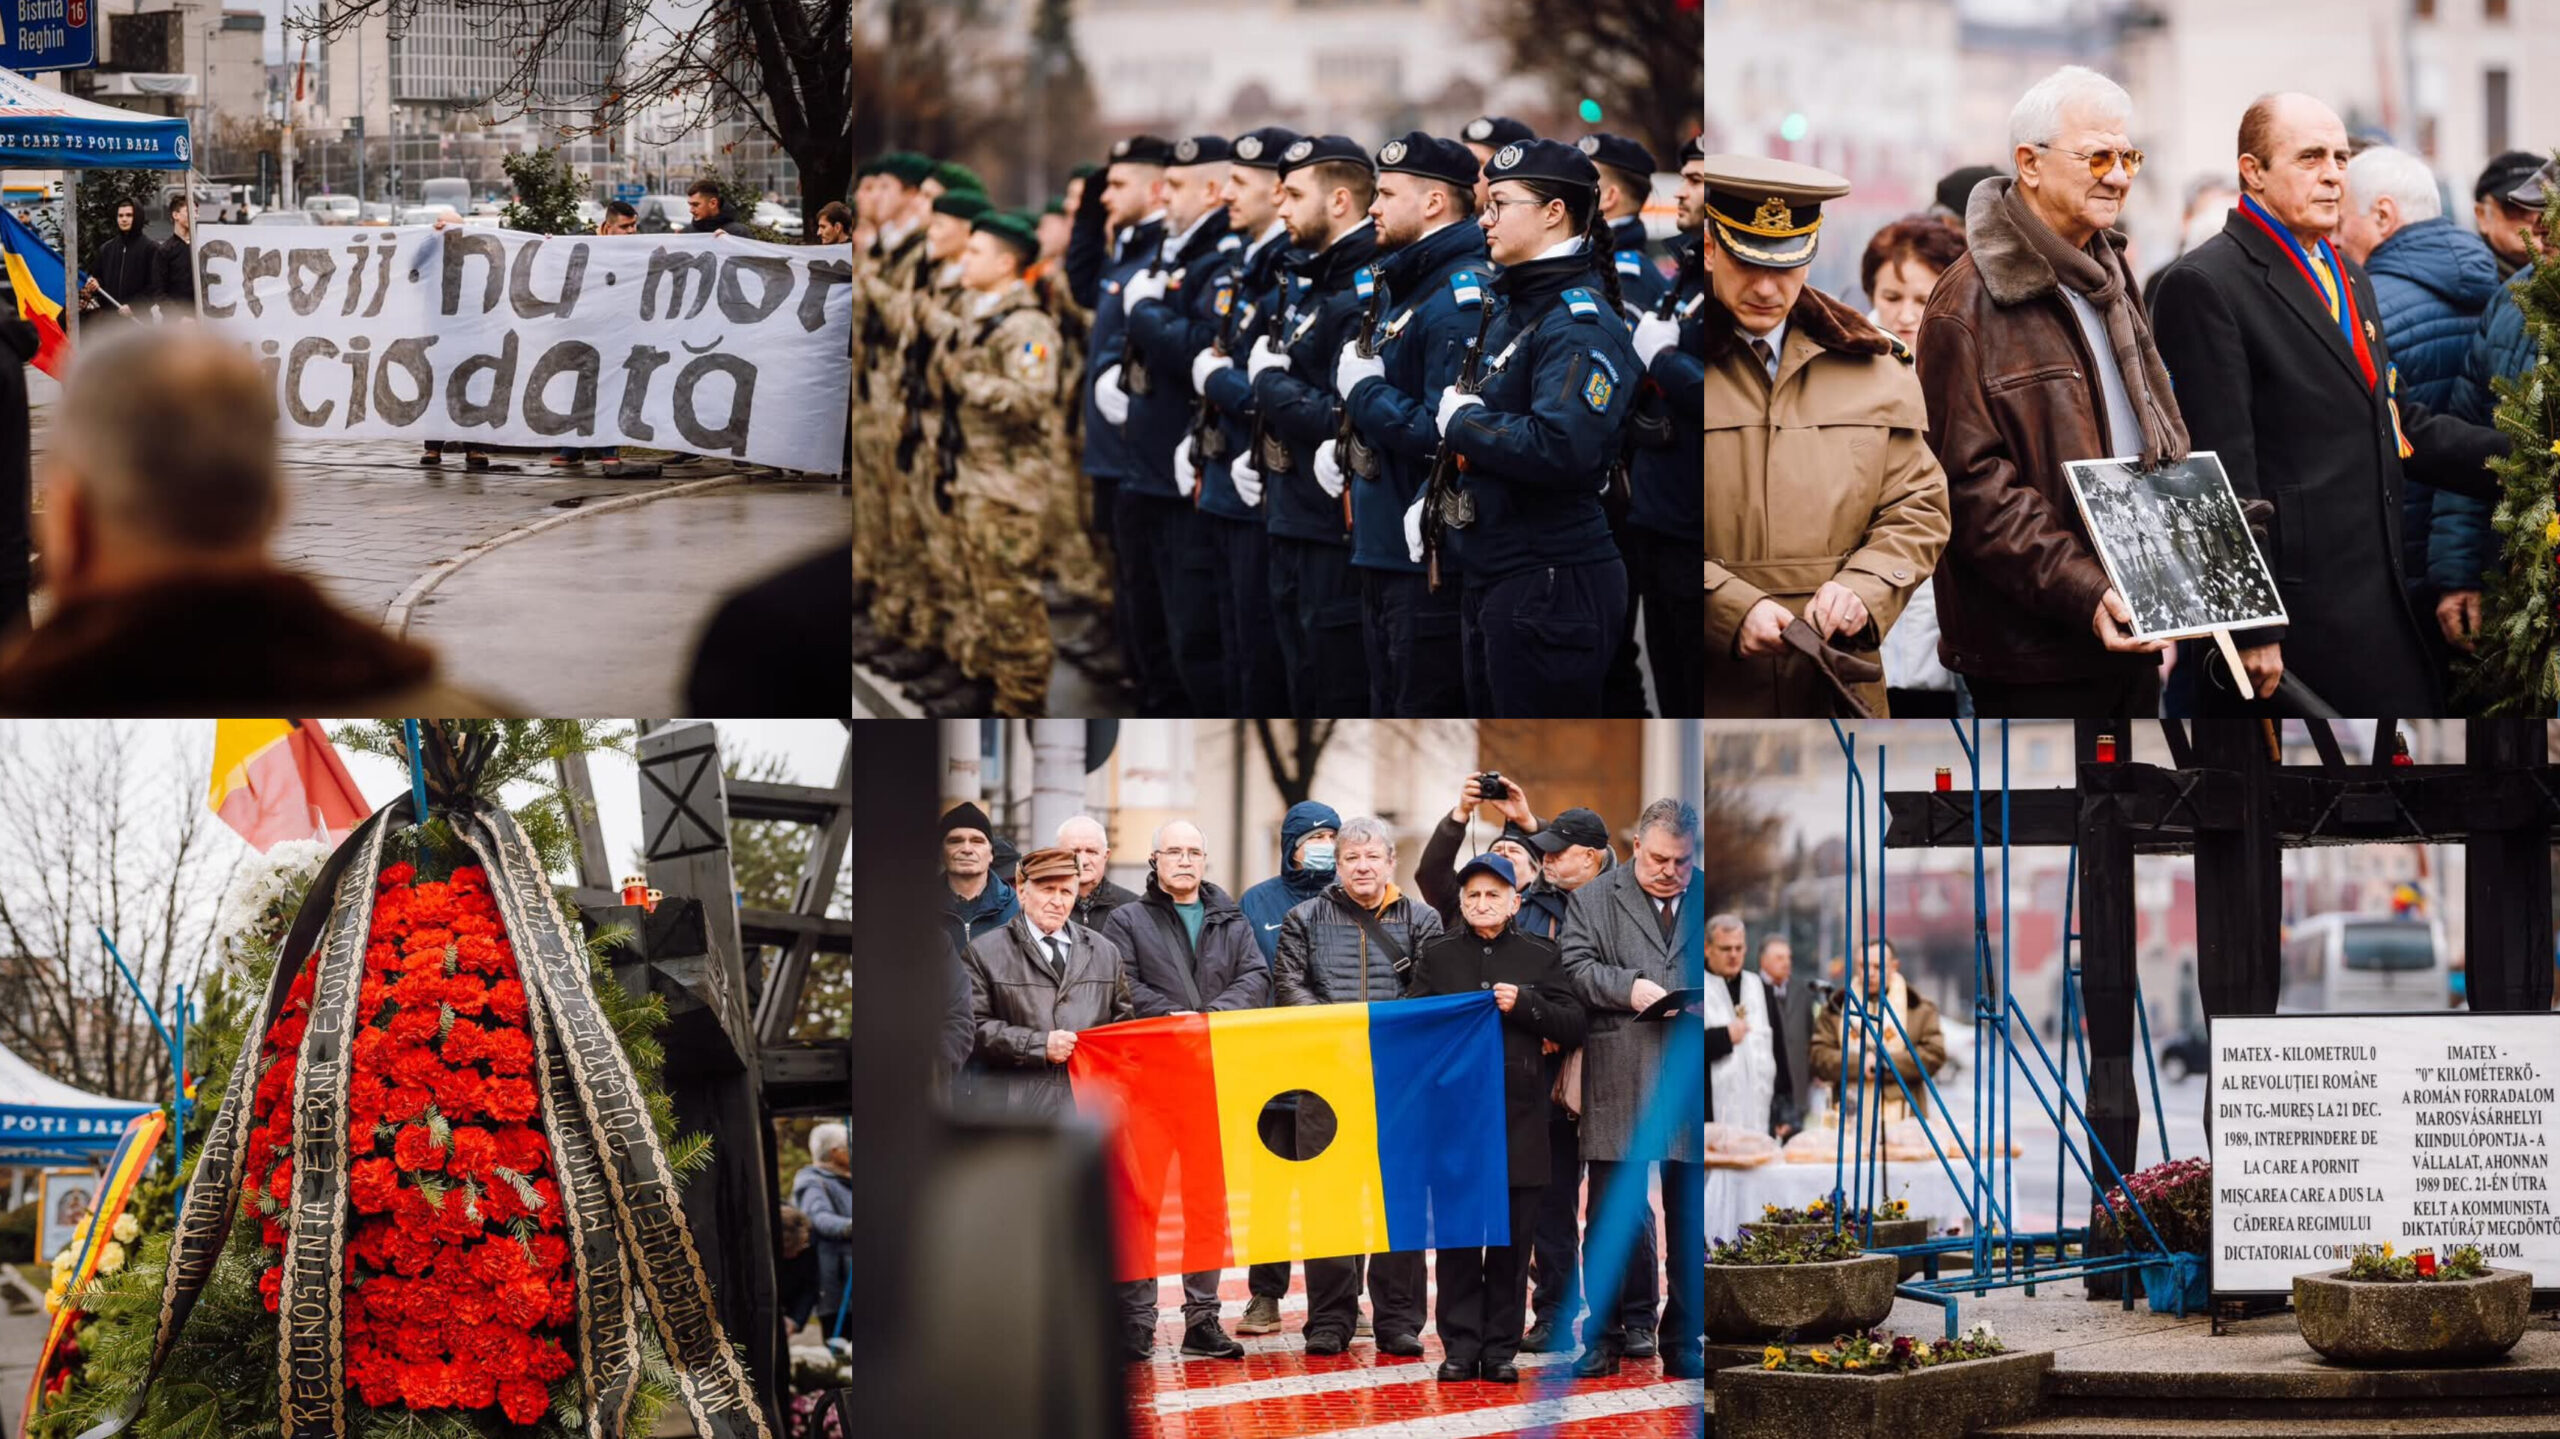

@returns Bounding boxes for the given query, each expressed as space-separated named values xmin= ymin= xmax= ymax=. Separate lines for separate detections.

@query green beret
xmin=1042 ymin=195 xmax=1066 ymax=216
xmin=932 ymin=189 xmax=992 ymax=221
xmin=1067 ymin=162 xmax=1100 ymax=183
xmin=931 ymin=161 xmax=985 ymax=194
xmin=878 ymin=151 xmax=934 ymax=187
xmin=974 ymin=210 xmax=1041 ymax=261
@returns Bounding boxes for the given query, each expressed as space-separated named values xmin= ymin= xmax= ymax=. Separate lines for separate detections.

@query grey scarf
xmin=2002 ymin=183 xmax=2190 ymax=469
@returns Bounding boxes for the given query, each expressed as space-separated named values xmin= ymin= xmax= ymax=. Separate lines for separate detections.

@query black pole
xmin=2464 ymin=718 xmax=2555 ymax=1013
xmin=2075 ymin=719 xmax=2140 ymax=1298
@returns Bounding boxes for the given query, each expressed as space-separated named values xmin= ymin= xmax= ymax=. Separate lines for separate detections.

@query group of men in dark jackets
xmin=935 ymin=782 xmax=1707 ymax=1382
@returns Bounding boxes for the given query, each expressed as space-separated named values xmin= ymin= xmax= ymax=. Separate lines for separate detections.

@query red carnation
xmin=350 ymin=1156 xmax=401 ymax=1213
xmin=449 ymin=1126 xmax=498 ymax=1179
xmin=482 ymin=1077 xmax=539 ymax=1123
xmin=393 ymin=1123 xmax=446 ymax=1172
xmin=497 ymin=1378 xmax=550 ymax=1425
xmin=379 ymin=861 xmax=418 ymax=888
xmin=258 ymin=1264 xmax=284 ymax=1313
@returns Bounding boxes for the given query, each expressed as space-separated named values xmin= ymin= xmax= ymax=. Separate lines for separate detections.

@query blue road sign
xmin=612 ymin=182 xmax=645 ymax=202
xmin=0 ymin=0 xmax=98 ymax=73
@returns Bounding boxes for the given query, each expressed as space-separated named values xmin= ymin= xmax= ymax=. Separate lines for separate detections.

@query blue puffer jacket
xmin=2364 ymin=219 xmax=2501 ymax=597
xmin=1238 ymin=800 xmax=1341 ymax=964
xmin=2440 ymin=265 xmax=2540 ymax=593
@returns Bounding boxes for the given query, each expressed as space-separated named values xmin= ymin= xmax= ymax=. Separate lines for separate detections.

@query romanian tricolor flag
xmin=23 ymin=1108 xmax=168 ymax=1434
xmin=1067 ymin=992 xmax=1510 ymax=1282
xmin=0 ymin=206 xmax=76 ymax=380
xmin=209 ymin=719 xmax=372 ymax=852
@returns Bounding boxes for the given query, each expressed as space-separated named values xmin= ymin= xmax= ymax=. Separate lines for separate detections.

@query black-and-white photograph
xmin=2064 ymin=452 xmax=2286 ymax=643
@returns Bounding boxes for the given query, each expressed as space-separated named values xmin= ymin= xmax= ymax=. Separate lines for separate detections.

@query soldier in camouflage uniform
xmin=878 ymin=187 xmax=993 ymax=703
xmin=851 ymin=152 xmax=936 ymax=663
xmin=1038 ymin=167 xmax=1117 ymax=639
xmin=937 ymin=210 xmax=1068 ymax=716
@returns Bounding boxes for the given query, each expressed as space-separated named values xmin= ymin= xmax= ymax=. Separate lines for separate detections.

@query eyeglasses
xmin=1481 ymin=193 xmax=1549 ymax=221
xmin=2037 ymin=143 xmax=2144 ymax=179
xmin=1156 ymin=847 xmax=1207 ymax=861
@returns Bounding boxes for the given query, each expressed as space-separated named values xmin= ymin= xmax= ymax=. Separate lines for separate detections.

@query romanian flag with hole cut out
xmin=1066 ymin=991 xmax=1510 ymax=1282
xmin=0 ymin=207 xmax=76 ymax=380
xmin=209 ymin=719 xmax=372 ymax=851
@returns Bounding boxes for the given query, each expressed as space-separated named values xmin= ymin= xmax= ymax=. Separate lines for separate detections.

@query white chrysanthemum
xmin=112 ymin=1211 xmax=140 ymax=1243
xmin=214 ymin=838 xmax=333 ymax=946
xmin=51 ymin=1246 xmax=74 ymax=1275
xmin=1967 ymin=1320 xmax=1999 ymax=1345
xmin=96 ymin=1240 xmax=127 ymax=1274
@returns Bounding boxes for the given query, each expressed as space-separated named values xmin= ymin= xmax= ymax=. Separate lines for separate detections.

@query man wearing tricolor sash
xmin=2148 ymin=91 xmax=2510 ymax=714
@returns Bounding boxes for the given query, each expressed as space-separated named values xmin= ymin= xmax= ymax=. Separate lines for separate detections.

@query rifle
xmin=894 ymin=295 xmax=947 ymax=477
xmin=1420 ymin=311 xmax=1492 ymax=592
xmin=1120 ymin=250 xmax=1169 ymax=401
xmin=1185 ymin=268 xmax=1249 ymax=472
xmin=1334 ymin=268 xmax=1387 ymax=502
xmin=1247 ymin=274 xmax=1297 ymax=476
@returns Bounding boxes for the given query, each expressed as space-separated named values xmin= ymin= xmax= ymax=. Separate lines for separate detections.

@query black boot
xmin=1179 ymin=1321 xmax=1244 ymax=1359
xmin=875 ymin=646 xmax=941 ymax=681
xmin=905 ymin=660 xmax=969 ymax=702
xmin=924 ymin=679 xmax=995 ymax=717
xmin=1571 ymin=1338 xmax=1622 ymax=1378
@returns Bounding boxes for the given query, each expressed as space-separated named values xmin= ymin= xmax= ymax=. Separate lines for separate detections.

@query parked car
xmin=396 ymin=205 xmax=460 ymax=227
xmin=303 ymin=194 xmax=361 ymax=225
xmin=634 ymin=194 xmax=691 ymax=233
xmin=752 ymin=200 xmax=802 ymax=238
xmin=248 ymin=209 xmax=318 ymax=226
xmin=2156 ymin=1026 xmax=2210 ymax=1083
xmin=2277 ymin=913 xmax=2451 ymax=1013
xmin=419 ymin=177 xmax=472 ymax=213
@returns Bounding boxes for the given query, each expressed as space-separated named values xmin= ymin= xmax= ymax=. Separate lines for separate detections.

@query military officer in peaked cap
xmin=1697 ymin=155 xmax=1948 ymax=716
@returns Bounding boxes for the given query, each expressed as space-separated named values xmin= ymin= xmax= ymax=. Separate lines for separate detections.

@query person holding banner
xmin=1409 ymin=853 xmax=1586 ymax=1384
xmin=957 ymin=846 xmax=1135 ymax=1125
xmin=1103 ymin=820 xmax=1271 ymax=1360
xmin=1274 ymin=815 xmax=1442 ymax=1356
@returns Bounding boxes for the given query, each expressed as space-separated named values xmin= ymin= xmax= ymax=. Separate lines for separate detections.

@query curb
xmin=382 ymin=473 xmax=746 ymax=637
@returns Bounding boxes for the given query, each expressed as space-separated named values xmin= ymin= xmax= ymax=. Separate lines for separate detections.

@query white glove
xmin=1632 ymin=312 xmax=1680 ymax=367
xmin=1313 ymin=439 xmax=1346 ymax=498
xmin=1247 ymin=335 xmax=1291 ymax=381
xmin=1173 ymin=444 xmax=1199 ymax=498
xmin=1231 ymin=454 xmax=1265 ymax=507
xmin=1403 ymin=490 xmax=1427 ymax=563
xmin=1122 ymin=269 xmax=1170 ymax=309
xmin=1094 ymin=365 xmax=1130 ymax=426
xmin=1335 ymin=338 xmax=1385 ymax=400
xmin=1435 ymin=388 xmax=1483 ymax=437
xmin=1190 ymin=345 xmax=1226 ymax=393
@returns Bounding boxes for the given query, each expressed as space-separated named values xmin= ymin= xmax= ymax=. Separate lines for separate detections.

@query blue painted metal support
xmin=99 ymin=927 xmax=191 ymax=1196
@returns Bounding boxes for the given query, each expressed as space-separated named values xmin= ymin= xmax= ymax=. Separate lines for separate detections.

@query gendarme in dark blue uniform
xmin=1624 ymin=218 xmax=1708 ymax=716
xmin=1339 ymin=132 xmax=1486 ymax=717
xmin=1191 ymin=128 xmax=1300 ymax=716
xmin=1250 ymin=133 xmax=1381 ymax=717
xmin=1120 ymin=134 xmax=1241 ymax=715
xmin=1067 ymin=134 xmax=1171 ymax=705
xmin=1578 ymin=133 xmax=1669 ymax=319
xmin=1435 ymin=139 xmax=1636 ymax=716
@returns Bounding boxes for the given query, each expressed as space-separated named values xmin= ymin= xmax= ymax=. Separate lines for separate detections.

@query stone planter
xmin=2293 ymin=1268 xmax=2532 ymax=1367
xmin=1714 ymin=1349 xmax=2054 ymax=1439
xmin=1743 ymin=1219 xmax=1933 ymax=1279
xmin=1702 ymin=1254 xmax=1900 ymax=1343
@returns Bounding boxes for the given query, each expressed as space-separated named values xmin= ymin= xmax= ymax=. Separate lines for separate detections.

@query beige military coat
xmin=1703 ymin=285 xmax=1950 ymax=716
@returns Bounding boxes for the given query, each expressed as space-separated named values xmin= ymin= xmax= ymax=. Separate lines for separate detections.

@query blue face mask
xmin=1300 ymin=840 xmax=1337 ymax=872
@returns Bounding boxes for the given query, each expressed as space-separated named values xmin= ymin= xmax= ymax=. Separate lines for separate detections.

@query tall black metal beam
xmin=2073 ymin=722 xmax=2141 ymax=1299
xmin=2465 ymin=719 xmax=2556 ymax=1013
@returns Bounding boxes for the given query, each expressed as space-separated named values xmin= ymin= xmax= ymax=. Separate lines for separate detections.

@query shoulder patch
xmin=1007 ymin=335 xmax=1056 ymax=389
xmin=1562 ymin=287 xmax=1602 ymax=320
xmin=1615 ymin=249 xmax=1645 ymax=275
xmin=1353 ymin=266 xmax=1376 ymax=299
xmin=1581 ymin=352 xmax=1616 ymax=412
xmin=1217 ymin=234 xmax=1243 ymax=252
xmin=1448 ymin=269 xmax=1483 ymax=308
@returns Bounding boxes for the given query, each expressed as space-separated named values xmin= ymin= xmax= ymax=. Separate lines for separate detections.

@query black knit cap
xmin=1109 ymin=134 xmax=1178 ymax=167
xmin=942 ymin=802 xmax=993 ymax=838
xmin=1576 ymin=133 xmax=1658 ymax=179
xmin=1461 ymin=115 xmax=1536 ymax=149
xmin=1170 ymin=134 xmax=1234 ymax=166
xmin=1375 ymin=131 xmax=1479 ymax=192
xmin=1482 ymin=137 xmax=1600 ymax=192
xmin=1275 ymin=133 xmax=1372 ymax=179
xmin=1230 ymin=126 xmax=1303 ymax=172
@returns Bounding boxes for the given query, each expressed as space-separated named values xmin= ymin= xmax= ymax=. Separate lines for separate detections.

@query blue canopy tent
xmin=0 ymin=1037 xmax=153 ymax=1168
xmin=0 ymin=64 xmax=192 ymax=349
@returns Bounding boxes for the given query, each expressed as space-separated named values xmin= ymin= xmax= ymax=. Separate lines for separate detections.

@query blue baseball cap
xmin=1455 ymin=853 xmax=1520 ymax=890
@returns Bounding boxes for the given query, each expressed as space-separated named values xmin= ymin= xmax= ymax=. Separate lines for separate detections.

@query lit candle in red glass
xmin=2415 ymin=1251 xmax=2437 ymax=1277
xmin=2094 ymin=733 xmax=2117 ymax=764
xmin=1933 ymin=767 xmax=1951 ymax=793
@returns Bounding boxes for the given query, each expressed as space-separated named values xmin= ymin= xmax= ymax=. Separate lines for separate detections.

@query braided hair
xmin=1518 ymin=177 xmax=1624 ymax=317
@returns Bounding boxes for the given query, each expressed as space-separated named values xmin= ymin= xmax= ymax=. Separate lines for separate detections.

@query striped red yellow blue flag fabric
xmin=23 ymin=1108 xmax=167 ymax=1433
xmin=0 ymin=206 xmax=76 ymax=380
xmin=209 ymin=719 xmax=372 ymax=852
xmin=1067 ymin=991 xmax=1510 ymax=1283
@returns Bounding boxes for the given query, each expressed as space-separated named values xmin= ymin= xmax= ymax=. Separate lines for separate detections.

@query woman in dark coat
xmin=1410 ymin=853 xmax=1585 ymax=1384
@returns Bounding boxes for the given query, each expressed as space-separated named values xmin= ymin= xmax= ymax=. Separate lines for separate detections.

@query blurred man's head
xmin=1532 ymin=808 xmax=1614 ymax=891
xmin=37 ymin=328 xmax=279 ymax=603
xmin=816 ymin=200 xmax=852 ymax=244
xmin=1102 ymin=137 xmax=1173 ymax=229
xmin=2237 ymin=92 xmax=2350 ymax=240
xmin=1036 ymin=207 xmax=1070 ymax=260
xmin=808 ymin=1122 xmax=850 ymax=1173
xmin=2339 ymin=145 xmax=2440 ymax=265
xmin=1163 ymin=142 xmax=1233 ymax=234
xmin=2010 ymin=65 xmax=2139 ymax=248
xmin=1759 ymin=936 xmax=1794 ymax=988
xmin=600 ymin=199 xmax=639 ymax=236
xmin=114 ymin=203 xmax=137 ymax=234
xmin=168 ymin=195 xmax=193 ymax=239
xmin=1456 ymin=855 xmax=1520 ymax=938
xmin=1859 ymin=937 xmax=1903 ymax=994
xmin=2473 ymin=150 xmax=2543 ymax=268
xmin=1279 ymin=143 xmax=1375 ymax=251
xmin=1631 ymin=798 xmax=1700 ymax=901
xmin=1057 ymin=815 xmax=1110 ymax=897
xmin=1707 ymin=915 xmax=1747 ymax=977
xmin=1335 ymin=816 xmax=1395 ymax=907
xmin=1152 ymin=820 xmax=1208 ymax=902
xmin=1677 ymin=142 xmax=1706 ymax=234
xmin=686 ymin=178 xmax=725 ymax=223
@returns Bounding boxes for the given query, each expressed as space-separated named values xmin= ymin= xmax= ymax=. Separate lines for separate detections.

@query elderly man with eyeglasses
xmin=1915 ymin=65 xmax=2190 ymax=718
xmin=1101 ymin=819 xmax=1273 ymax=1361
